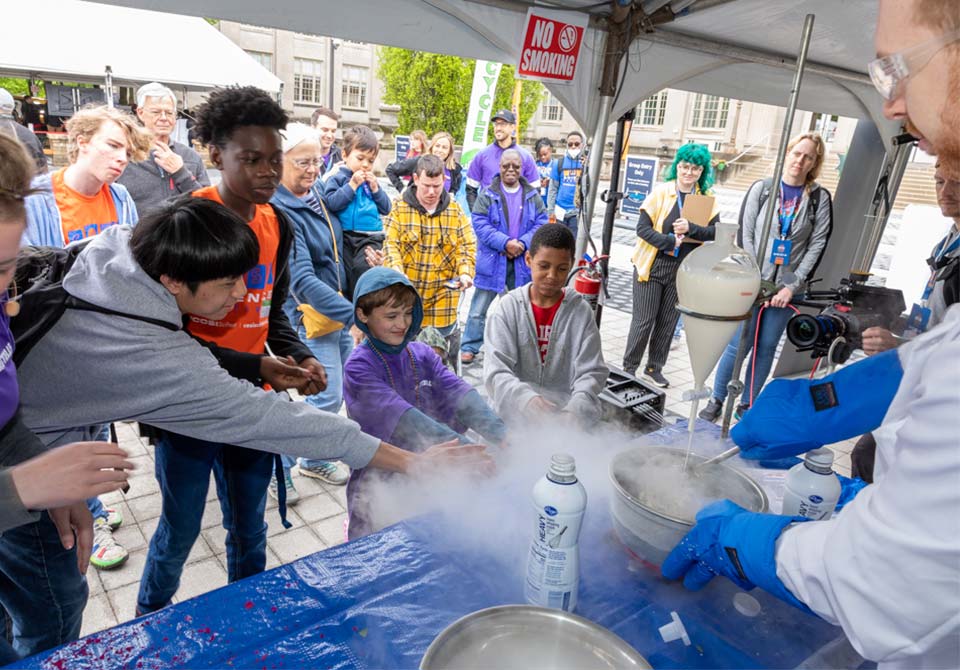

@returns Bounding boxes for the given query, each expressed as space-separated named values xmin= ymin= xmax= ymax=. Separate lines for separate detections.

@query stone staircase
xmin=719 ymin=153 xmax=937 ymax=209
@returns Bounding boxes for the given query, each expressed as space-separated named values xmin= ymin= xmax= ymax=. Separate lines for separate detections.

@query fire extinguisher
xmin=572 ymin=255 xmax=607 ymax=312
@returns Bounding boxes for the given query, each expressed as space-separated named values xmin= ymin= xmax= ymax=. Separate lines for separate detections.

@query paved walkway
xmin=80 ymin=186 xmax=856 ymax=636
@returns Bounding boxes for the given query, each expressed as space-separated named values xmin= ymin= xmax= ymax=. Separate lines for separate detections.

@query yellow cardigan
xmin=630 ymin=180 xmax=718 ymax=281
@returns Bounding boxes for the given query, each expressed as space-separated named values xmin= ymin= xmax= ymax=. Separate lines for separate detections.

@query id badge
xmin=770 ymin=239 xmax=792 ymax=266
xmin=905 ymin=303 xmax=932 ymax=334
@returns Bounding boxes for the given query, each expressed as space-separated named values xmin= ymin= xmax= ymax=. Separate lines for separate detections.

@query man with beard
xmin=464 ymin=110 xmax=540 ymax=211
xmin=660 ymin=3 xmax=960 ymax=668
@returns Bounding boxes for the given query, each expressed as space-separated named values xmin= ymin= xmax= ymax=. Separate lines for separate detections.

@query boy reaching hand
xmin=483 ymin=225 xmax=608 ymax=425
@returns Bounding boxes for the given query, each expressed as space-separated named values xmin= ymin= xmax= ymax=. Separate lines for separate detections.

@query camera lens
xmin=787 ymin=314 xmax=820 ymax=348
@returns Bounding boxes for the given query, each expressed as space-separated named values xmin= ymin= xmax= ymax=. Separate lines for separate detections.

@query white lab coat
xmin=775 ymin=305 xmax=960 ymax=669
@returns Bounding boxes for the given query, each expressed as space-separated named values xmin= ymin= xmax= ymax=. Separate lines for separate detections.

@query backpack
xmin=10 ymin=241 xmax=176 ymax=366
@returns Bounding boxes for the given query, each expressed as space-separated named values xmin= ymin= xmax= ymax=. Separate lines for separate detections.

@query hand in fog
xmin=415 ymin=439 xmax=496 ymax=477
xmin=673 ymin=218 xmax=690 ymax=236
xmin=526 ymin=395 xmax=558 ymax=415
xmin=260 ymin=355 xmax=310 ymax=391
xmin=297 ymin=356 xmax=329 ymax=395
xmin=862 ymin=327 xmax=898 ymax=355
xmin=505 ymin=239 xmax=525 ymax=259
xmin=364 ymin=245 xmax=384 ymax=267
xmin=766 ymin=286 xmax=794 ymax=309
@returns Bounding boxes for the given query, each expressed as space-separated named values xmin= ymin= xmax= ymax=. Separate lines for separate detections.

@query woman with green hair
xmin=623 ymin=143 xmax=720 ymax=387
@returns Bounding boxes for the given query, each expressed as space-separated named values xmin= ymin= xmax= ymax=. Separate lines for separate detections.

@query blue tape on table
xmin=22 ymin=422 xmax=856 ymax=670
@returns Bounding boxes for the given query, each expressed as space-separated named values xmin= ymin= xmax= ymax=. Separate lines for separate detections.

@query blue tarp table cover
xmin=23 ymin=422 xmax=855 ymax=669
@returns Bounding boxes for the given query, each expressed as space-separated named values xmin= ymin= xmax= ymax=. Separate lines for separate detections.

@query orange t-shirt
xmin=51 ymin=169 xmax=119 ymax=245
xmin=187 ymin=186 xmax=280 ymax=355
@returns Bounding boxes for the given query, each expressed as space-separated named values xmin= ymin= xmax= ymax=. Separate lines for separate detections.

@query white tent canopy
xmin=86 ymin=0 xmax=893 ymax=135
xmin=0 ymin=0 xmax=282 ymax=93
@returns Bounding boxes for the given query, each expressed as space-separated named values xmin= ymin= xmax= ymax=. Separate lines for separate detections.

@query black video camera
xmin=786 ymin=276 xmax=906 ymax=364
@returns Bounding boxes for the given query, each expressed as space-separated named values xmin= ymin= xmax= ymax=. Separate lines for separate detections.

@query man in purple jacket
xmin=460 ymin=149 xmax=548 ymax=364
xmin=465 ymin=110 xmax=540 ymax=211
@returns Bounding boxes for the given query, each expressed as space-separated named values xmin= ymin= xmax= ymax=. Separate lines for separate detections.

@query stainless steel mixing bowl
xmin=420 ymin=605 xmax=652 ymax=669
xmin=609 ymin=445 xmax=768 ymax=565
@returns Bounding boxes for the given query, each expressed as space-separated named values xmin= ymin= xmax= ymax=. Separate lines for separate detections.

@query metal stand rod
xmin=850 ymin=139 xmax=912 ymax=274
xmin=595 ymin=109 xmax=635 ymax=327
xmin=720 ymin=13 xmax=816 ymax=439
xmin=576 ymin=95 xmax=613 ymax=262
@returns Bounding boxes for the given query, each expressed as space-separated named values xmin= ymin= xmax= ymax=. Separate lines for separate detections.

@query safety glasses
xmin=868 ymin=29 xmax=960 ymax=101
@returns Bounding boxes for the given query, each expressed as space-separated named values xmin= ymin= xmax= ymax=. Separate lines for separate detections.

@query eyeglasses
xmin=291 ymin=158 xmax=322 ymax=170
xmin=677 ymin=162 xmax=704 ymax=174
xmin=567 ymin=141 xmax=582 ymax=148
xmin=868 ymin=29 xmax=960 ymax=101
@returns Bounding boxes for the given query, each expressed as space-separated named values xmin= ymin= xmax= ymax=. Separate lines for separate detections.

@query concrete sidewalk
xmin=79 ymin=186 xmax=856 ymax=636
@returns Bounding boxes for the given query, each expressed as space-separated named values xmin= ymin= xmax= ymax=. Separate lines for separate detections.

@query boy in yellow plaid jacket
xmin=383 ymin=155 xmax=476 ymax=371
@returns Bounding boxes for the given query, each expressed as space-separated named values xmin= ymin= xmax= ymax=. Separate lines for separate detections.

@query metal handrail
xmin=723 ymin=133 xmax=773 ymax=166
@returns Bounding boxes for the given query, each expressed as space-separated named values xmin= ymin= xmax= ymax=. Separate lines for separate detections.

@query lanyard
xmin=923 ymin=229 xmax=960 ymax=302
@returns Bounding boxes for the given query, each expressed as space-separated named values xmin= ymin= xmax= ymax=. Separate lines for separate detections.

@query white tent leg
xmin=576 ymin=94 xmax=613 ymax=260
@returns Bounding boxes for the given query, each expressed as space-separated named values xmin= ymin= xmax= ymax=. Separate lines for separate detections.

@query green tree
xmin=377 ymin=48 xmax=543 ymax=143
xmin=0 ymin=78 xmax=33 ymax=97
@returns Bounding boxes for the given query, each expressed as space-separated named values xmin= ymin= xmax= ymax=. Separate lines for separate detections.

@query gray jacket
xmin=483 ymin=285 xmax=607 ymax=424
xmin=117 ymin=140 xmax=210 ymax=215
xmin=741 ymin=179 xmax=833 ymax=294
xmin=16 ymin=225 xmax=380 ymax=467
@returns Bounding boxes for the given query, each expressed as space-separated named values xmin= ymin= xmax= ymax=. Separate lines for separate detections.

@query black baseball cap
xmin=491 ymin=109 xmax=516 ymax=124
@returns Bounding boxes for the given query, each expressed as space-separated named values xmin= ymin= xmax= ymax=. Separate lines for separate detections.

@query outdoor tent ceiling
xmin=86 ymin=0 xmax=893 ymax=135
xmin=0 ymin=0 xmax=282 ymax=93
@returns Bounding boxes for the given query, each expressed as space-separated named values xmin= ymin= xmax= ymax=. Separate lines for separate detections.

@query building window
xmin=637 ymin=90 xmax=668 ymax=126
xmin=294 ymin=58 xmax=323 ymax=104
xmin=245 ymin=51 xmax=273 ymax=73
xmin=690 ymin=94 xmax=730 ymax=129
xmin=541 ymin=93 xmax=564 ymax=122
xmin=341 ymin=66 xmax=368 ymax=109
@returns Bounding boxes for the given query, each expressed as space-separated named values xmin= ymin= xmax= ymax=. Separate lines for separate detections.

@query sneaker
xmin=460 ymin=351 xmax=476 ymax=365
xmin=90 ymin=518 xmax=129 ymax=570
xmin=268 ymin=471 xmax=301 ymax=506
xmin=104 ymin=507 xmax=123 ymax=531
xmin=299 ymin=460 xmax=350 ymax=486
xmin=698 ymin=398 xmax=723 ymax=422
xmin=734 ymin=403 xmax=750 ymax=421
xmin=642 ymin=367 xmax=670 ymax=388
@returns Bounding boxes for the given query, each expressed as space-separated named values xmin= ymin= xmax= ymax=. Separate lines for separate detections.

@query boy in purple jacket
xmin=343 ymin=268 xmax=505 ymax=538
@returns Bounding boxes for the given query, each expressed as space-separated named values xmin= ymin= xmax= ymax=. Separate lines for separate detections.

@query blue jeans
xmin=0 ymin=512 xmax=88 ymax=658
xmin=561 ymin=210 xmax=579 ymax=240
xmin=137 ymin=432 xmax=273 ymax=614
xmin=282 ymin=326 xmax=354 ymax=472
xmin=86 ymin=496 xmax=107 ymax=522
xmin=461 ymin=288 xmax=499 ymax=355
xmin=711 ymin=305 xmax=794 ymax=407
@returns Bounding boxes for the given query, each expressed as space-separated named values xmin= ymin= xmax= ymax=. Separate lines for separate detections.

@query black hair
xmin=192 ymin=86 xmax=288 ymax=148
xmin=131 ymin=198 xmax=260 ymax=293
xmin=415 ymin=154 xmax=445 ymax=178
xmin=342 ymin=125 xmax=379 ymax=156
xmin=529 ymin=223 xmax=575 ymax=259
xmin=566 ymin=130 xmax=584 ymax=142
xmin=534 ymin=137 xmax=554 ymax=154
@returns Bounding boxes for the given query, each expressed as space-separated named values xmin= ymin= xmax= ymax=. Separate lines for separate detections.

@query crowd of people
xmin=0 ymin=0 xmax=957 ymax=664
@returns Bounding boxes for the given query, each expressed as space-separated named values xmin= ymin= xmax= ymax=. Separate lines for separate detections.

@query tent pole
xmin=850 ymin=138 xmax=912 ymax=274
xmin=104 ymin=65 xmax=114 ymax=108
xmin=595 ymin=108 xmax=635 ymax=327
xmin=720 ymin=13 xmax=815 ymax=439
xmin=577 ymin=95 xmax=613 ymax=260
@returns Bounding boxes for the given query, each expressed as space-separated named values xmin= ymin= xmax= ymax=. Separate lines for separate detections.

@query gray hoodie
xmin=483 ymin=285 xmax=607 ymax=424
xmin=16 ymin=225 xmax=380 ymax=466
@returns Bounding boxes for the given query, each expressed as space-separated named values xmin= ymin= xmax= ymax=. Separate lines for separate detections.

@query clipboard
xmin=680 ymin=193 xmax=715 ymax=226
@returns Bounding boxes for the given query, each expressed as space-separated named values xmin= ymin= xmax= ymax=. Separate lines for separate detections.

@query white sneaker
xmin=299 ymin=460 xmax=350 ymax=486
xmin=104 ymin=507 xmax=123 ymax=530
xmin=268 ymin=471 xmax=301 ymax=505
xmin=90 ymin=518 xmax=129 ymax=570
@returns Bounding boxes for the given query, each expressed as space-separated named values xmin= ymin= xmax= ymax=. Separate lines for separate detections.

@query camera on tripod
xmin=786 ymin=275 xmax=905 ymax=364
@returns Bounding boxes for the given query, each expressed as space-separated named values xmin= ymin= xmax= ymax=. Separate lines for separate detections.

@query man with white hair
xmin=118 ymin=82 xmax=209 ymax=214
xmin=0 ymin=87 xmax=45 ymax=172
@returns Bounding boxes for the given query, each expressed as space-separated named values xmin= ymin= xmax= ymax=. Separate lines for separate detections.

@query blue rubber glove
xmin=662 ymin=500 xmax=812 ymax=613
xmin=731 ymin=349 xmax=903 ymax=460
xmin=835 ymin=474 xmax=868 ymax=512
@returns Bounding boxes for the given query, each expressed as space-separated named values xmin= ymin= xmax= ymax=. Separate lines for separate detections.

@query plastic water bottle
xmin=781 ymin=448 xmax=841 ymax=520
xmin=524 ymin=453 xmax=587 ymax=612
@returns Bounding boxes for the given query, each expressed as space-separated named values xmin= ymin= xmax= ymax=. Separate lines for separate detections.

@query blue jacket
xmin=272 ymin=184 xmax=355 ymax=330
xmin=322 ymin=166 xmax=392 ymax=233
xmin=23 ymin=171 xmax=138 ymax=247
xmin=471 ymin=177 xmax=548 ymax=293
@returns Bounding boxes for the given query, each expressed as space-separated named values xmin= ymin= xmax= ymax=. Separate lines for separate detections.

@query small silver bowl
xmin=420 ymin=604 xmax=652 ymax=669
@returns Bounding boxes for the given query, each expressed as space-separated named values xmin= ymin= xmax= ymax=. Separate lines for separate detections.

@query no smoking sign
xmin=518 ymin=9 xmax=588 ymax=82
